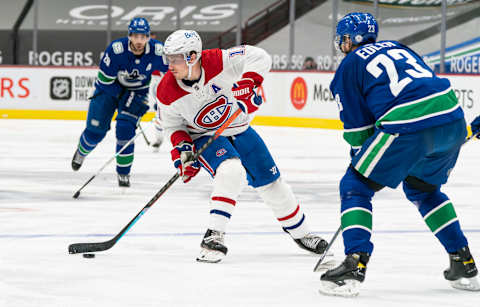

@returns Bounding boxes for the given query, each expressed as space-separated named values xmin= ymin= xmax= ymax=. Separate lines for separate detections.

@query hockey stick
xmin=312 ymin=131 xmax=478 ymax=271
xmin=313 ymin=226 xmax=342 ymax=272
xmin=137 ymin=122 xmax=151 ymax=146
xmin=465 ymin=131 xmax=479 ymax=144
xmin=68 ymin=108 xmax=243 ymax=254
xmin=72 ymin=124 xmax=150 ymax=199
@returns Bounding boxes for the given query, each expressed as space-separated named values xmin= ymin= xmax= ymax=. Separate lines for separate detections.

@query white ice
xmin=1 ymin=119 xmax=479 ymax=307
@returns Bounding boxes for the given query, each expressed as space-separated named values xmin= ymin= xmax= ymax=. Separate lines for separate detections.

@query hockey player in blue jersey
xmin=318 ymin=12 xmax=479 ymax=297
xmin=71 ymin=17 xmax=168 ymax=187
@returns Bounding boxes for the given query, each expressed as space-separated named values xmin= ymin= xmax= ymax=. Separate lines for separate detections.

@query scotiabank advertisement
xmin=1 ymin=66 xmax=479 ymax=123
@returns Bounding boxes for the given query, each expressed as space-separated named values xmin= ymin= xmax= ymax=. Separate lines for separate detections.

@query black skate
xmin=319 ymin=252 xmax=370 ymax=297
xmin=196 ymin=229 xmax=227 ymax=263
xmin=151 ymin=136 xmax=163 ymax=152
xmin=444 ymin=246 xmax=480 ymax=291
xmin=118 ymin=174 xmax=130 ymax=187
xmin=71 ymin=149 xmax=85 ymax=171
xmin=294 ymin=234 xmax=328 ymax=254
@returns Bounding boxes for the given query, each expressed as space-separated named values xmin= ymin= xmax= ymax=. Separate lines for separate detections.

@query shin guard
xmin=115 ymin=119 xmax=136 ymax=175
xmin=403 ymin=181 xmax=468 ymax=253
xmin=208 ymin=158 xmax=246 ymax=232
xmin=256 ymin=178 xmax=309 ymax=239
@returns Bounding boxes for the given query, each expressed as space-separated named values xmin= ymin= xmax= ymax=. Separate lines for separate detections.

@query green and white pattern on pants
xmin=116 ymin=153 xmax=134 ymax=168
xmin=341 ymin=207 xmax=373 ymax=233
xmin=78 ymin=142 xmax=91 ymax=155
xmin=423 ymin=200 xmax=458 ymax=235
xmin=354 ymin=132 xmax=397 ymax=178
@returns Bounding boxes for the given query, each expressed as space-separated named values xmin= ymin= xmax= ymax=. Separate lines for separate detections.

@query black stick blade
xmin=68 ymin=241 xmax=114 ymax=254
xmin=73 ymin=191 xmax=80 ymax=199
xmin=313 ymin=226 xmax=342 ymax=272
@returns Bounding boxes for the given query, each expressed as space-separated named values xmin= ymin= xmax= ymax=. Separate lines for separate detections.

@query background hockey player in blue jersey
xmin=71 ymin=18 xmax=168 ymax=187
xmin=318 ymin=12 xmax=479 ymax=297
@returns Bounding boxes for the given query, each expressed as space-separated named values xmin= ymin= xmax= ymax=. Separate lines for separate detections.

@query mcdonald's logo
xmin=290 ymin=77 xmax=307 ymax=110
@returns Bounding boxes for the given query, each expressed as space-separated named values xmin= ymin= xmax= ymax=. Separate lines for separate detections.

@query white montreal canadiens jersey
xmin=156 ymin=45 xmax=272 ymax=142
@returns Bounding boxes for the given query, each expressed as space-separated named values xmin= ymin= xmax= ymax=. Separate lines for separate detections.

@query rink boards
xmin=0 ymin=66 xmax=479 ymax=129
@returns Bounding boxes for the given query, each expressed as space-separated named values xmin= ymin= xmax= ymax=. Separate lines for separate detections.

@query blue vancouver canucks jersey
xmin=96 ymin=37 xmax=168 ymax=98
xmin=330 ymin=40 xmax=464 ymax=149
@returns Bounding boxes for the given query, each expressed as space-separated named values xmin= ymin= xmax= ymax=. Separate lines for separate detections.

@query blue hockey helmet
xmin=128 ymin=17 xmax=150 ymax=36
xmin=335 ymin=12 xmax=378 ymax=49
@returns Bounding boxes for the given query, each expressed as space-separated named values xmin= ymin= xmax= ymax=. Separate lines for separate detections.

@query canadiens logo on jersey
xmin=216 ymin=148 xmax=227 ymax=157
xmin=194 ymin=95 xmax=233 ymax=130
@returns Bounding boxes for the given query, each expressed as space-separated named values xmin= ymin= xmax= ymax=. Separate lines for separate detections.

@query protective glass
xmin=335 ymin=34 xmax=350 ymax=51
xmin=128 ymin=33 xmax=149 ymax=42
xmin=164 ymin=54 xmax=186 ymax=65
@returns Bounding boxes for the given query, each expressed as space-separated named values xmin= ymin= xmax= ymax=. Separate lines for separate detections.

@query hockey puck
xmin=83 ymin=253 xmax=95 ymax=258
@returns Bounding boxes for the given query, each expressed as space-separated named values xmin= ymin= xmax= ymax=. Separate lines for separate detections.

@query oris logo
xmin=59 ymin=4 xmax=238 ymax=27
xmin=290 ymin=77 xmax=307 ymax=110
xmin=194 ymin=95 xmax=232 ymax=130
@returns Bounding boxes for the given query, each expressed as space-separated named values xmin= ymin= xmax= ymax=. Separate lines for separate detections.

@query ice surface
xmin=1 ymin=120 xmax=479 ymax=307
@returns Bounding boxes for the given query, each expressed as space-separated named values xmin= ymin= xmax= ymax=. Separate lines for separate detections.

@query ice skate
xmin=444 ymin=246 xmax=480 ymax=291
xmin=196 ymin=229 xmax=227 ymax=263
xmin=294 ymin=233 xmax=328 ymax=254
xmin=294 ymin=233 xmax=335 ymax=268
xmin=319 ymin=252 xmax=370 ymax=297
xmin=117 ymin=174 xmax=130 ymax=188
xmin=151 ymin=135 xmax=164 ymax=153
xmin=71 ymin=149 xmax=85 ymax=171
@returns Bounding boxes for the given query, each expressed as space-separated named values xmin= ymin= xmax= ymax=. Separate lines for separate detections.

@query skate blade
xmin=196 ymin=249 xmax=225 ymax=263
xmin=152 ymin=139 xmax=163 ymax=152
xmin=318 ymin=279 xmax=361 ymax=298
xmin=314 ymin=252 xmax=336 ymax=272
xmin=450 ymin=276 xmax=480 ymax=291
xmin=316 ymin=257 xmax=336 ymax=271
xmin=312 ymin=250 xmax=334 ymax=257
xmin=118 ymin=186 xmax=129 ymax=194
xmin=305 ymin=247 xmax=334 ymax=257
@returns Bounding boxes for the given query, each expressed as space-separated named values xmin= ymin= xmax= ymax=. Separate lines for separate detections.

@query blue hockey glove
xmin=118 ymin=91 xmax=150 ymax=122
xmin=471 ymin=115 xmax=480 ymax=139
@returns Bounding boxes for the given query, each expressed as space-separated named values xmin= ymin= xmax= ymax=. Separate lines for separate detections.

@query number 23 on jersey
xmin=366 ymin=48 xmax=432 ymax=97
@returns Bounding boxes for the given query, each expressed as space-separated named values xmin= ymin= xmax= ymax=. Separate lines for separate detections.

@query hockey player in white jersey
xmin=148 ymin=32 xmax=165 ymax=151
xmin=148 ymin=68 xmax=165 ymax=151
xmin=157 ymin=29 xmax=330 ymax=263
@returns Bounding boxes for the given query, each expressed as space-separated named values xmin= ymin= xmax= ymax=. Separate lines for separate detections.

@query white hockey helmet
xmin=163 ymin=30 xmax=202 ymax=79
